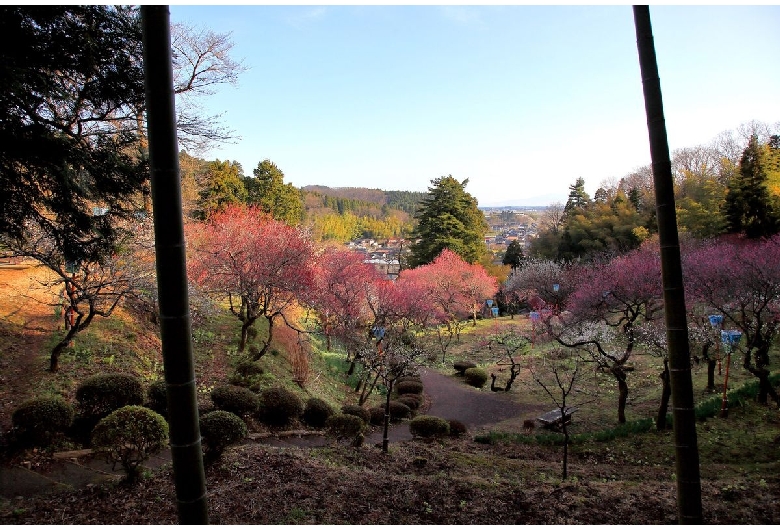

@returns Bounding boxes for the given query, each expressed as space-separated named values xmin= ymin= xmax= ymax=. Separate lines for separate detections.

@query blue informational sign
xmin=491 ymin=307 xmax=499 ymax=317
xmin=530 ymin=311 xmax=540 ymax=322
xmin=721 ymin=330 xmax=742 ymax=346
xmin=708 ymin=314 xmax=724 ymax=328
xmin=486 ymin=299 xmax=494 ymax=308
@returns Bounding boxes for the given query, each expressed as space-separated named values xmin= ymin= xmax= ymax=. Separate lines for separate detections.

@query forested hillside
xmin=178 ymin=154 xmax=428 ymax=242
xmin=528 ymin=123 xmax=780 ymax=262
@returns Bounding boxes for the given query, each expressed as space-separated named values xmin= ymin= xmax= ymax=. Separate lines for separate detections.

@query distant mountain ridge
xmin=302 ymin=185 xmax=563 ymax=211
xmin=301 ymin=185 xmax=428 ymax=217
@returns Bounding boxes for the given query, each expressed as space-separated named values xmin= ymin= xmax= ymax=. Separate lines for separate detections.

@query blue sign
xmin=721 ymin=330 xmax=742 ymax=346
xmin=708 ymin=314 xmax=724 ymax=328
xmin=491 ymin=307 xmax=499 ymax=317
xmin=529 ymin=311 xmax=540 ymax=322
xmin=486 ymin=299 xmax=494 ymax=308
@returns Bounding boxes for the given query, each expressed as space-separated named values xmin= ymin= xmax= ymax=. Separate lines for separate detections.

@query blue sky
xmin=169 ymin=4 xmax=780 ymax=207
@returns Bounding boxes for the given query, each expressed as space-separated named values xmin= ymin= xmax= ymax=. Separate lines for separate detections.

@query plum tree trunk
xmin=611 ymin=365 xmax=629 ymax=424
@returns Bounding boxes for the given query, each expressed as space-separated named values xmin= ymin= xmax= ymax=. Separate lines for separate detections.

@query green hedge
xmin=91 ymin=405 xmax=168 ymax=481
xmin=409 ymin=415 xmax=450 ymax=438
xmin=211 ymin=385 xmax=261 ymax=417
xmin=464 ymin=367 xmax=488 ymax=388
xmin=302 ymin=397 xmax=335 ymax=428
xmin=200 ymin=410 xmax=247 ymax=459
xmin=12 ymin=396 xmax=74 ymax=446
xmin=257 ymin=387 xmax=304 ymax=427
xmin=76 ymin=373 xmax=143 ymax=419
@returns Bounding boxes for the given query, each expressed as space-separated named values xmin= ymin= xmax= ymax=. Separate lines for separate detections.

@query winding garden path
xmin=1 ymin=361 xmax=547 ymax=498
xmin=363 ymin=367 xmax=547 ymax=445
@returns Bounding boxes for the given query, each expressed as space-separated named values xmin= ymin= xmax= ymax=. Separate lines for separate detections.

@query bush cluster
xmin=396 ymin=395 xmax=422 ymax=411
xmin=447 ymin=419 xmax=468 ymax=436
xmin=325 ymin=414 xmax=365 ymax=443
xmin=91 ymin=405 xmax=168 ymax=481
xmin=396 ymin=380 xmax=424 ymax=395
xmin=341 ymin=404 xmax=370 ymax=424
xmin=388 ymin=400 xmax=411 ymax=422
xmin=409 ymin=415 xmax=450 ymax=438
xmin=146 ymin=380 xmax=168 ymax=416
xmin=76 ymin=373 xmax=144 ymax=419
xmin=453 ymin=360 xmax=477 ymax=375
xmin=257 ymin=387 xmax=303 ymax=427
xmin=210 ymin=385 xmax=261 ymax=417
xmin=199 ymin=410 xmax=247 ymax=459
xmin=302 ymin=398 xmax=335 ymax=428
xmin=396 ymin=375 xmax=422 ymax=385
xmin=368 ymin=406 xmax=385 ymax=426
xmin=464 ymin=367 xmax=488 ymax=388
xmin=228 ymin=357 xmax=265 ymax=389
xmin=11 ymin=396 xmax=74 ymax=446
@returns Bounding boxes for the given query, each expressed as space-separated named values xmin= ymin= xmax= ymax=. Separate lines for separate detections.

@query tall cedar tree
xmin=723 ymin=134 xmax=780 ymax=239
xmin=0 ymin=6 xmax=148 ymax=264
xmin=564 ymin=177 xmax=590 ymax=214
xmin=246 ymin=159 xmax=304 ymax=226
xmin=408 ymin=176 xmax=488 ymax=268
xmin=502 ymin=240 xmax=525 ymax=271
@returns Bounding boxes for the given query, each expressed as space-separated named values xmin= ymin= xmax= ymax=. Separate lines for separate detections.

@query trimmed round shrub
xmin=257 ymin=387 xmax=304 ymax=427
xmin=91 ymin=405 xmax=168 ymax=481
xmin=341 ymin=404 xmax=370 ymax=424
xmin=396 ymin=395 xmax=422 ymax=411
xmin=302 ymin=397 xmax=335 ymax=428
xmin=12 ymin=396 xmax=74 ymax=446
xmin=210 ymin=385 xmax=261 ymax=417
xmin=233 ymin=357 xmax=264 ymax=378
xmin=409 ymin=415 xmax=450 ymax=438
xmin=396 ymin=380 xmax=424 ymax=395
xmin=368 ymin=406 xmax=386 ymax=426
xmin=325 ymin=413 xmax=365 ymax=442
xmin=228 ymin=357 xmax=266 ymax=389
xmin=146 ymin=380 xmax=168 ymax=416
xmin=464 ymin=367 xmax=488 ymax=388
xmin=76 ymin=373 xmax=144 ymax=419
xmin=448 ymin=419 xmax=468 ymax=436
xmin=453 ymin=360 xmax=477 ymax=375
xmin=199 ymin=410 xmax=247 ymax=459
xmin=396 ymin=374 xmax=422 ymax=385
xmin=388 ymin=400 xmax=411 ymax=422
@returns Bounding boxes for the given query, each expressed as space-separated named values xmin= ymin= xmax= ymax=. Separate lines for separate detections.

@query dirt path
xmin=419 ymin=368 xmax=545 ymax=429
xmin=361 ymin=367 xmax=546 ymax=445
xmin=0 ymin=264 xmax=58 ymax=432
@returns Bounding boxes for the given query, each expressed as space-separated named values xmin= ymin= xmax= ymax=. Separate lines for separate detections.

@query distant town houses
xmin=346 ymin=238 xmax=403 ymax=279
xmin=346 ymin=207 xmax=542 ymax=277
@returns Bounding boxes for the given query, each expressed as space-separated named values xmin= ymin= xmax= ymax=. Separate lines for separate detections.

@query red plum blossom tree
xmin=188 ymin=205 xmax=316 ymax=357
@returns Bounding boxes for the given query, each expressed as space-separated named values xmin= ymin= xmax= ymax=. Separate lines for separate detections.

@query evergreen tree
xmin=0 ymin=6 xmax=147 ymax=264
xmin=408 ymin=176 xmax=488 ymax=267
xmin=245 ymin=159 xmax=303 ymax=226
xmin=564 ymin=177 xmax=591 ymax=214
xmin=502 ymin=240 xmax=525 ymax=271
xmin=196 ymin=159 xmax=247 ymax=218
xmin=723 ymin=135 xmax=780 ymax=239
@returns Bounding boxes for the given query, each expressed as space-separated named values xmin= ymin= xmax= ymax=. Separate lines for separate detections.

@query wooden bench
xmin=537 ymin=407 xmax=577 ymax=431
